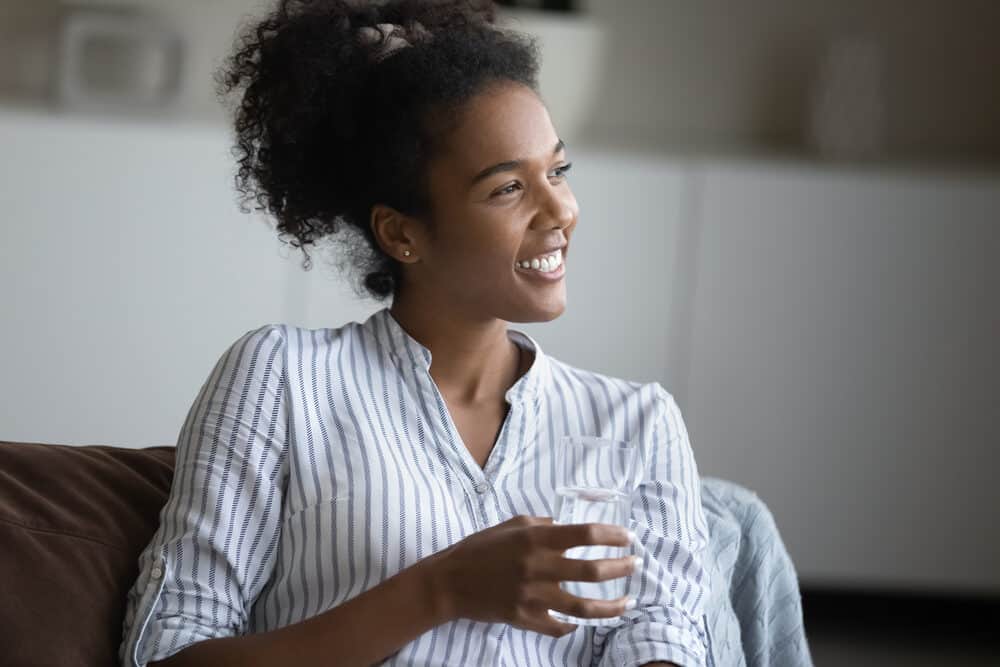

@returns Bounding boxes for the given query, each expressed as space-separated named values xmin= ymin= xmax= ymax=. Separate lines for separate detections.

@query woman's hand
xmin=428 ymin=515 xmax=636 ymax=637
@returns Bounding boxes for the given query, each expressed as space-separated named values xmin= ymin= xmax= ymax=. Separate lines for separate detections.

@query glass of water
xmin=550 ymin=435 xmax=639 ymax=627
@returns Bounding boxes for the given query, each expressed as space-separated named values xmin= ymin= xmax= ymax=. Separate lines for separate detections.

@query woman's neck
xmin=389 ymin=298 xmax=526 ymax=404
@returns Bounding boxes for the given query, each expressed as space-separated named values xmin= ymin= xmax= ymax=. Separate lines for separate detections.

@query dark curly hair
xmin=216 ymin=0 xmax=541 ymax=301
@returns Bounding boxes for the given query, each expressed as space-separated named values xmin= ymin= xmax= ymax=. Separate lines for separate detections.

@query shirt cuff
xmin=119 ymin=551 xmax=232 ymax=667
xmin=597 ymin=613 xmax=711 ymax=667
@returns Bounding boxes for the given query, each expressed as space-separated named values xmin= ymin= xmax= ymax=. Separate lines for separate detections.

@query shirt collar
xmin=364 ymin=306 xmax=549 ymax=404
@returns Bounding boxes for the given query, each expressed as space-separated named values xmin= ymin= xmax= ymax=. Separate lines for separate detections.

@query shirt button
xmin=150 ymin=565 xmax=163 ymax=580
xmin=475 ymin=482 xmax=488 ymax=494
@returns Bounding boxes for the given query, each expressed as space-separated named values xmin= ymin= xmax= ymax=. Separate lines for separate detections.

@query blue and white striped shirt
xmin=120 ymin=307 xmax=712 ymax=666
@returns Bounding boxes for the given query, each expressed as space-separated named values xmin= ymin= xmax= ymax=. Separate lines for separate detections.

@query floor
xmin=801 ymin=589 xmax=999 ymax=666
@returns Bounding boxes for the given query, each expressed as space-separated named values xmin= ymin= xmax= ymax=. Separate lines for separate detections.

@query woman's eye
xmin=495 ymin=183 xmax=521 ymax=197
xmin=492 ymin=162 xmax=573 ymax=198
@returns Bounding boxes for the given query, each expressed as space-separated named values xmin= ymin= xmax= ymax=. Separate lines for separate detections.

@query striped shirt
xmin=119 ymin=307 xmax=712 ymax=666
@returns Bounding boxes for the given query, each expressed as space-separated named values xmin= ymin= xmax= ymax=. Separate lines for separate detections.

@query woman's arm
xmin=595 ymin=385 xmax=713 ymax=667
xmin=118 ymin=326 xmax=293 ymax=666
xmin=122 ymin=325 xmax=453 ymax=667
xmin=151 ymin=549 xmax=453 ymax=667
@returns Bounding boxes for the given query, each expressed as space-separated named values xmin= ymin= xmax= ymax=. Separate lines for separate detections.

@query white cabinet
xmin=680 ymin=162 xmax=1000 ymax=593
xmin=0 ymin=109 xmax=342 ymax=447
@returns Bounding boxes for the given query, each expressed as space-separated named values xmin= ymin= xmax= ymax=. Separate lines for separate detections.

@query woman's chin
xmin=506 ymin=289 xmax=567 ymax=323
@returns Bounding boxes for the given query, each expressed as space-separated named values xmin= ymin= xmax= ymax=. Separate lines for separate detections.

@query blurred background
xmin=1 ymin=1 xmax=998 ymax=664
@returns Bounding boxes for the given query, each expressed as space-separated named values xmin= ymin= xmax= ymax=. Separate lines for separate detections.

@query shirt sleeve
xmin=118 ymin=325 xmax=289 ymax=667
xmin=594 ymin=383 xmax=713 ymax=667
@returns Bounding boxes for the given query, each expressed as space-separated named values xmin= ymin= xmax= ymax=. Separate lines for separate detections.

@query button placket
xmin=418 ymin=365 xmax=521 ymax=502
xmin=491 ymin=396 xmax=539 ymax=489
xmin=476 ymin=484 xmax=497 ymax=526
xmin=483 ymin=399 xmax=522 ymax=487
xmin=413 ymin=367 xmax=480 ymax=491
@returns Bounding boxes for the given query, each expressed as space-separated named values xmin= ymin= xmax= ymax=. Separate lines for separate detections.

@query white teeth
xmin=517 ymin=248 xmax=564 ymax=272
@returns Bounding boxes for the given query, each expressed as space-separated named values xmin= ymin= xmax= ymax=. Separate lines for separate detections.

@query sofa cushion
xmin=0 ymin=440 xmax=174 ymax=667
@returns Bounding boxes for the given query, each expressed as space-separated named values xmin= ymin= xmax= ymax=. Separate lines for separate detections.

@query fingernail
xmin=624 ymin=597 xmax=637 ymax=610
xmin=627 ymin=530 xmax=637 ymax=543
xmin=630 ymin=555 xmax=640 ymax=571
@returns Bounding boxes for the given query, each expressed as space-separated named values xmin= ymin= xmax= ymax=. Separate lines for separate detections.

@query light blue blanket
xmin=700 ymin=477 xmax=814 ymax=666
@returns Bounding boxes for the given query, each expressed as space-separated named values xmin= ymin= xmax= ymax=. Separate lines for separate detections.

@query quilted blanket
xmin=700 ymin=477 xmax=814 ymax=666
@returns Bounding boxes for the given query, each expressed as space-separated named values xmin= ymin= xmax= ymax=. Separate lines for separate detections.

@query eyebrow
xmin=468 ymin=139 xmax=566 ymax=188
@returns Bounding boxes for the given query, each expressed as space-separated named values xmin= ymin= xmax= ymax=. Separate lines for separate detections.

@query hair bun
xmin=355 ymin=21 xmax=430 ymax=63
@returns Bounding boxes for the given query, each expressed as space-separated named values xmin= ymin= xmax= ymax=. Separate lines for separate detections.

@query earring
xmin=403 ymin=250 xmax=411 ymax=257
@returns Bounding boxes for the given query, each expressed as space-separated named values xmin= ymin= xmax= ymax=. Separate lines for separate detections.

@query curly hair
xmin=216 ymin=0 xmax=541 ymax=301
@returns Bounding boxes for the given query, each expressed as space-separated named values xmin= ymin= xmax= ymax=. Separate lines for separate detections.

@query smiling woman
xmin=389 ymin=82 xmax=578 ymax=325
xmin=216 ymin=0 xmax=556 ymax=308
xmin=115 ymin=1 xmax=721 ymax=666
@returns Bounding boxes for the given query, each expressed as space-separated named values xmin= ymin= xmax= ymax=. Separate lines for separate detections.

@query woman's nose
xmin=537 ymin=188 xmax=577 ymax=230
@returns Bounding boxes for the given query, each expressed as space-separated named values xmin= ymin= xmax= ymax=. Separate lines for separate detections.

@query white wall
xmin=0 ymin=108 xmax=373 ymax=447
xmin=680 ymin=160 xmax=1000 ymax=594
xmin=577 ymin=0 xmax=1000 ymax=161
xmin=3 ymin=1 xmax=1000 ymax=160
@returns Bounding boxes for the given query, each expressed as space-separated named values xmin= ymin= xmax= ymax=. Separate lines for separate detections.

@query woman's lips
xmin=514 ymin=253 xmax=565 ymax=282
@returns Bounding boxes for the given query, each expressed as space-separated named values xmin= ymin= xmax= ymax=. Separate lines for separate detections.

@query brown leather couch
xmin=0 ymin=440 xmax=174 ymax=667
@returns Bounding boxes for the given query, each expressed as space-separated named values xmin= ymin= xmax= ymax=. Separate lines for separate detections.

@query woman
xmin=119 ymin=1 xmax=715 ymax=665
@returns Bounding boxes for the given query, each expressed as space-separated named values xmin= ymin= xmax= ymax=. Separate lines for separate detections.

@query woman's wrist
xmin=419 ymin=546 xmax=459 ymax=625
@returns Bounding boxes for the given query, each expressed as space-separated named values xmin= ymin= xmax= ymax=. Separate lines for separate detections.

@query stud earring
xmin=403 ymin=250 xmax=411 ymax=257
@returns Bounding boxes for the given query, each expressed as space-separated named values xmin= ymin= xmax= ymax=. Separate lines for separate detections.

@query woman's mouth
xmin=514 ymin=247 xmax=565 ymax=281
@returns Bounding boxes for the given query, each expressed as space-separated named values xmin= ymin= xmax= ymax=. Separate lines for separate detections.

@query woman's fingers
xmin=529 ymin=614 xmax=579 ymax=638
xmin=439 ymin=514 xmax=637 ymax=636
xmin=545 ymin=587 xmax=633 ymax=620
xmin=533 ymin=522 xmax=631 ymax=551
xmin=531 ymin=552 xmax=636 ymax=583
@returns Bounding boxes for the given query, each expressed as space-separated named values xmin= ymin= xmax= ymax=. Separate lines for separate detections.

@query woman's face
xmin=400 ymin=81 xmax=579 ymax=324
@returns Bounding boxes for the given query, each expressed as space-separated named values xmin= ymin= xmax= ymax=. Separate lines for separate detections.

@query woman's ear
xmin=370 ymin=204 xmax=420 ymax=262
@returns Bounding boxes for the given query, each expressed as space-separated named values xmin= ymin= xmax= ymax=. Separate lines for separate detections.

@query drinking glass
xmin=549 ymin=435 xmax=638 ymax=626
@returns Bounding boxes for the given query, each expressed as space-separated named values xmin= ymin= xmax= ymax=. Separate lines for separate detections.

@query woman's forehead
xmin=440 ymin=83 xmax=559 ymax=177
